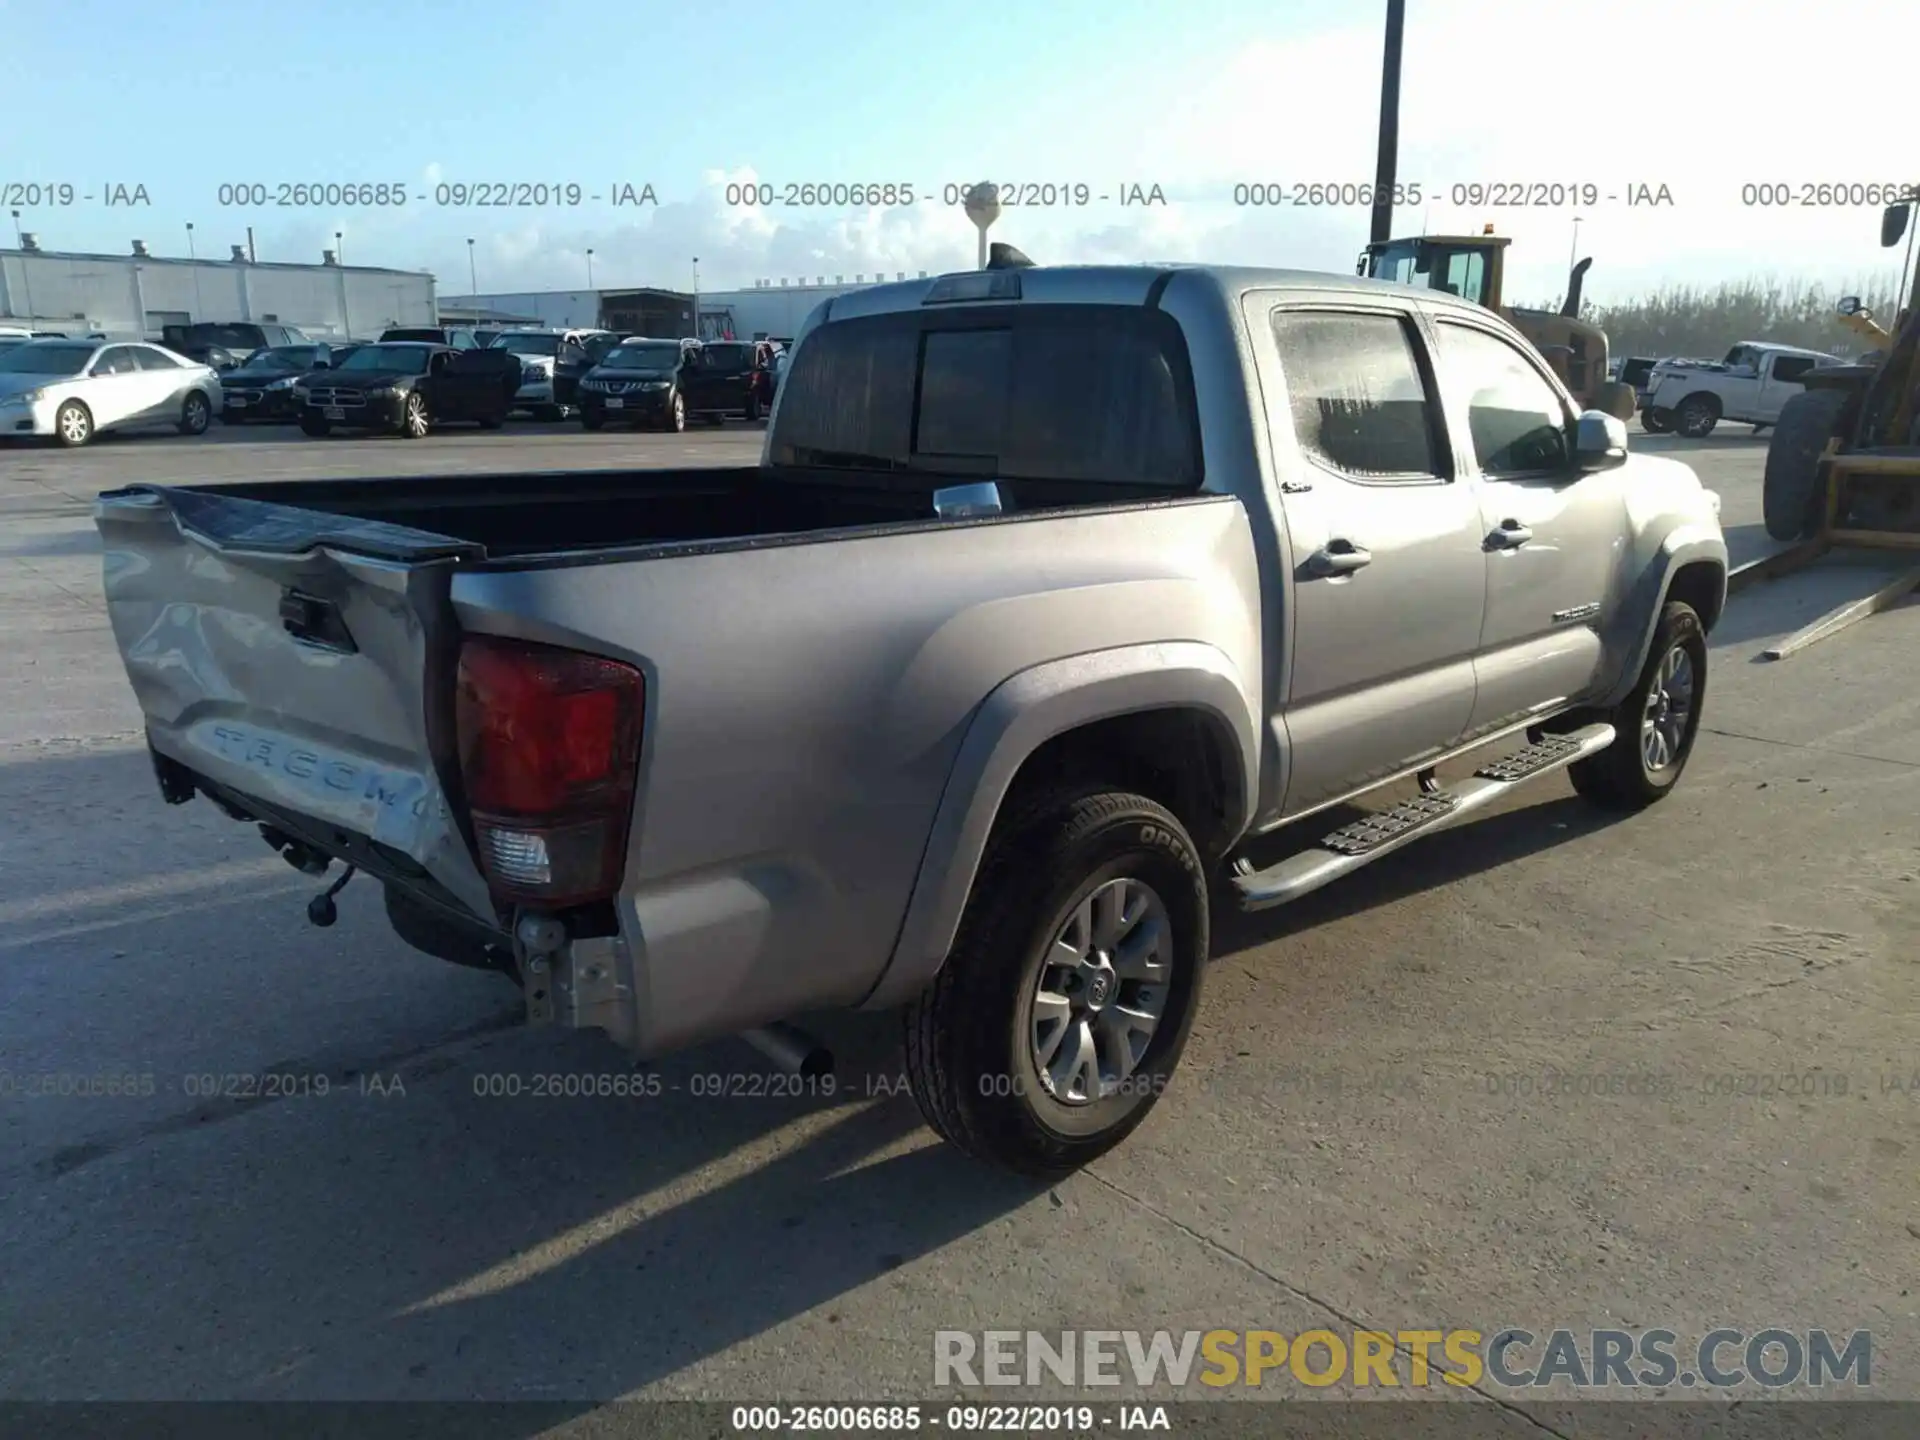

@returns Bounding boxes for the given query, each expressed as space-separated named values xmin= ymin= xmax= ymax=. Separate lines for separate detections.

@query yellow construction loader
xmin=1359 ymin=229 xmax=1638 ymax=419
xmin=1742 ymin=195 xmax=1920 ymax=657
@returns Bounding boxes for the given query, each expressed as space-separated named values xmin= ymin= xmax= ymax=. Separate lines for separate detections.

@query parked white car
xmin=0 ymin=339 xmax=222 ymax=447
xmin=1641 ymin=342 xmax=1839 ymax=438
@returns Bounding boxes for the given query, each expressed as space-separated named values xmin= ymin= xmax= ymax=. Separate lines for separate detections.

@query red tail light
xmin=454 ymin=635 xmax=644 ymax=907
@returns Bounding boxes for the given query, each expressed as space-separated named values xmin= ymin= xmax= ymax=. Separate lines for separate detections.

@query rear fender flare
xmin=860 ymin=641 xmax=1259 ymax=1010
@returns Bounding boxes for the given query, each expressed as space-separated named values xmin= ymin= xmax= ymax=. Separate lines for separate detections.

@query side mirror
xmin=1838 ymin=295 xmax=1863 ymax=316
xmin=1573 ymin=410 xmax=1629 ymax=472
xmin=1881 ymin=201 xmax=1911 ymax=249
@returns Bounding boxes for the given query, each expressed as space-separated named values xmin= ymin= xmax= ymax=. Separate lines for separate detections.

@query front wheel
xmin=661 ymin=393 xmax=686 ymax=433
xmin=1567 ymin=602 xmax=1707 ymax=810
xmin=398 ymin=392 xmax=430 ymax=439
xmin=902 ymin=787 xmax=1210 ymax=1179
xmin=54 ymin=399 xmax=94 ymax=447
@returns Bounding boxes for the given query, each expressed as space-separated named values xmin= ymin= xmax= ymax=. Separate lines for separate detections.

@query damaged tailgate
xmin=93 ymin=484 xmax=497 ymax=925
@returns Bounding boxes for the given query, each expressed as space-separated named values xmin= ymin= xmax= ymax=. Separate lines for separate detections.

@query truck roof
xmin=822 ymin=263 xmax=1489 ymax=323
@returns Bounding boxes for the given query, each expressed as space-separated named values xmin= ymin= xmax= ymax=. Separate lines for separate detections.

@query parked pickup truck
xmin=1641 ymin=342 xmax=1839 ymax=438
xmin=94 ymin=261 xmax=1728 ymax=1177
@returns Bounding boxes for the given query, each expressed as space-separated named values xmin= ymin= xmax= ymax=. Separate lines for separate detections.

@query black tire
xmin=177 ymin=391 xmax=211 ymax=436
xmin=1567 ymin=602 xmax=1707 ymax=811
xmin=580 ymin=410 xmax=605 ymax=431
xmin=901 ymin=787 xmax=1210 ymax=1179
xmin=1640 ymin=407 xmax=1674 ymax=435
xmin=1675 ymin=394 xmax=1720 ymax=439
xmin=661 ymin=392 xmax=686 ymax=433
xmin=53 ymin=399 xmax=94 ymax=447
xmin=299 ymin=414 xmax=330 ymax=437
xmin=1763 ymin=387 xmax=1849 ymax=541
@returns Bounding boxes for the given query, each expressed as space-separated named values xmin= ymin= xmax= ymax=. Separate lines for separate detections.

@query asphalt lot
xmin=2 ymin=420 xmax=1917 ymax=1420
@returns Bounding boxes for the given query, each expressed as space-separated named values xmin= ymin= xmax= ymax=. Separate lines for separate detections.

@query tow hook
xmin=305 ymin=865 xmax=357 ymax=927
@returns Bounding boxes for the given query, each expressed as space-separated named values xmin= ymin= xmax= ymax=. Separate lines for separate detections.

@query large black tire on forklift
xmin=1763 ymin=388 xmax=1851 ymax=541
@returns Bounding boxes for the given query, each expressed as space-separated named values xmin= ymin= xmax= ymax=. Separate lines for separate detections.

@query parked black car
xmin=576 ymin=338 xmax=693 ymax=431
xmin=680 ymin=339 xmax=774 ymax=424
xmin=161 ymin=321 xmax=312 ymax=371
xmin=380 ymin=326 xmax=481 ymax=350
xmin=296 ymin=342 xmax=519 ymax=438
xmin=218 ymin=343 xmax=362 ymax=423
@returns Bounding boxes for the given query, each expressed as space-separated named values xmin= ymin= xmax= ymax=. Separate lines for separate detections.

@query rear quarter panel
xmin=451 ymin=498 xmax=1264 ymax=1054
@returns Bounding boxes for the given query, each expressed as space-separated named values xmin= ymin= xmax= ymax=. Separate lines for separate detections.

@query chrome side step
xmin=1230 ymin=723 xmax=1615 ymax=912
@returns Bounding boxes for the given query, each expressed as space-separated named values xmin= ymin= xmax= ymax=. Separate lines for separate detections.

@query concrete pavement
xmin=1 ymin=423 xmax=1915 ymax=1415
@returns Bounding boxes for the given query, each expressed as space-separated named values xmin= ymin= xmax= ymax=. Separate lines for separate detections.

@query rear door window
xmin=770 ymin=305 xmax=1200 ymax=486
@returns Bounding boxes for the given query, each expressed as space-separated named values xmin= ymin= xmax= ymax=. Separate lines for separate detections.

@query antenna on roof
xmin=987 ymin=242 xmax=1035 ymax=271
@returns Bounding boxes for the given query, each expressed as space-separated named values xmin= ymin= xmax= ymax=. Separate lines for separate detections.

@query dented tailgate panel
xmin=94 ymin=486 xmax=496 ymax=923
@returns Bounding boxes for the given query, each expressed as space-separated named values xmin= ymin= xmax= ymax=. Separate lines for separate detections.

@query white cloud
xmin=435 ymin=0 xmax=1917 ymax=304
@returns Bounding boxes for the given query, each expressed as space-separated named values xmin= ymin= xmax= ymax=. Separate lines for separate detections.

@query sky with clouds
xmin=4 ymin=0 xmax=1914 ymax=304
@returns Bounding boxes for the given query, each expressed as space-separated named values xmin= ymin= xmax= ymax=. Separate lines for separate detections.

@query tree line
xmin=1531 ymin=277 xmax=1905 ymax=360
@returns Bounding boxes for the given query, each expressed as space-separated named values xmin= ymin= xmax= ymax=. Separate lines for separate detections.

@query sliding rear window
xmin=770 ymin=304 xmax=1201 ymax=487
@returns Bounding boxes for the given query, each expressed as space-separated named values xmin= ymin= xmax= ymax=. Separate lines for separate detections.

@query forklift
xmin=1359 ymin=228 xmax=1637 ymax=420
xmin=1743 ymin=194 xmax=1920 ymax=658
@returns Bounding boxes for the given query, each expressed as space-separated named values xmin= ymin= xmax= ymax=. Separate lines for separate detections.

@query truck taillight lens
xmin=455 ymin=635 xmax=644 ymax=907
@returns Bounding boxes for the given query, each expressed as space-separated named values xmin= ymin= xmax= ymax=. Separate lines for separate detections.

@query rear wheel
xmin=1641 ymin=407 xmax=1674 ymax=434
xmin=1675 ymin=394 xmax=1720 ymax=439
xmin=902 ymin=786 xmax=1209 ymax=1179
xmin=1566 ymin=602 xmax=1707 ymax=811
xmin=1763 ymin=387 xmax=1851 ymax=541
xmin=54 ymin=400 xmax=94 ymax=447
xmin=177 ymin=391 xmax=211 ymax=436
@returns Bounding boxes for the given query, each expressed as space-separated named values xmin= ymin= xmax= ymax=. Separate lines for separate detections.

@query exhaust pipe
xmin=741 ymin=1022 xmax=834 ymax=1078
xmin=1562 ymin=257 xmax=1593 ymax=317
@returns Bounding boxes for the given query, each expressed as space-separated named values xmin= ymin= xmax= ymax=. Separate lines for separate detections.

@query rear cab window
xmin=1269 ymin=309 xmax=1448 ymax=481
xmin=769 ymin=304 xmax=1201 ymax=490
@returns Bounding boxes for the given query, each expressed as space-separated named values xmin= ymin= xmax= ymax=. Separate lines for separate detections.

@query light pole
xmin=186 ymin=221 xmax=204 ymax=318
xmin=692 ymin=256 xmax=700 ymax=339
xmin=335 ymin=230 xmax=344 ymax=267
xmin=10 ymin=209 xmax=33 ymax=321
xmin=1367 ymin=0 xmax=1407 ymax=247
xmin=466 ymin=238 xmax=477 ymax=299
xmin=1569 ymin=215 xmax=1582 ymax=280
xmin=586 ymin=247 xmax=595 ymax=288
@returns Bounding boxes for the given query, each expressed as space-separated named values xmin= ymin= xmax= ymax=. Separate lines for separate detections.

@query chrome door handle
xmin=1306 ymin=539 xmax=1372 ymax=576
xmin=1486 ymin=521 xmax=1533 ymax=550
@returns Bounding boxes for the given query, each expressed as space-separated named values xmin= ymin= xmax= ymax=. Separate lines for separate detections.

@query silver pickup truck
xmin=95 ymin=260 xmax=1727 ymax=1178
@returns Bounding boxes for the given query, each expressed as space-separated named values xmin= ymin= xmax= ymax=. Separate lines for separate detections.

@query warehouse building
xmin=0 ymin=234 xmax=438 ymax=342
xmin=446 ymin=270 xmax=931 ymax=343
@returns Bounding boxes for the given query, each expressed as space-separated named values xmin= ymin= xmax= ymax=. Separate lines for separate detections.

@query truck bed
xmin=109 ymin=464 xmax=1186 ymax=566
